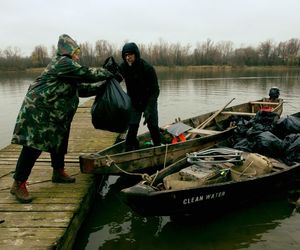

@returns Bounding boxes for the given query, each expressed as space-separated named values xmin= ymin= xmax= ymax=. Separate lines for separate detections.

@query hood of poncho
xmin=56 ymin=34 xmax=80 ymax=57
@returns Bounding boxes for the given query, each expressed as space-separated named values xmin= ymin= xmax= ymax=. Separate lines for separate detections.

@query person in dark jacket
xmin=119 ymin=42 xmax=161 ymax=150
xmin=10 ymin=34 xmax=114 ymax=203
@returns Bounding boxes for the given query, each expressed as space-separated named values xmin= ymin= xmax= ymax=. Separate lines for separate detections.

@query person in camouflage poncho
xmin=10 ymin=34 xmax=114 ymax=203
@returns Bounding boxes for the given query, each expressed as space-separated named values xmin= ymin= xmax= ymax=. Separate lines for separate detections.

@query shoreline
xmin=155 ymin=65 xmax=300 ymax=72
xmin=0 ymin=65 xmax=299 ymax=74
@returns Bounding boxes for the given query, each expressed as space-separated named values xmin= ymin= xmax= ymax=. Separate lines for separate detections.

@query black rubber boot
xmin=125 ymin=124 xmax=140 ymax=151
xmin=148 ymin=123 xmax=162 ymax=146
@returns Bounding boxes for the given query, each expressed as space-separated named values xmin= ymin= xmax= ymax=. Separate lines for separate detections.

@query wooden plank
xmin=0 ymin=211 xmax=73 ymax=227
xmin=0 ymin=100 xmax=117 ymax=250
xmin=188 ymin=128 xmax=221 ymax=135
xmin=0 ymin=228 xmax=64 ymax=249
xmin=250 ymin=101 xmax=279 ymax=105
xmin=187 ymin=98 xmax=235 ymax=139
xmin=221 ymin=111 xmax=256 ymax=116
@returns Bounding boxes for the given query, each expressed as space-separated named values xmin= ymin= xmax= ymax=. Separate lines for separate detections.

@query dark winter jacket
xmin=119 ymin=42 xmax=159 ymax=112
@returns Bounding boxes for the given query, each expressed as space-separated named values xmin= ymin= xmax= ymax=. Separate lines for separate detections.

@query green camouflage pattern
xmin=56 ymin=33 xmax=79 ymax=56
xmin=11 ymin=34 xmax=113 ymax=153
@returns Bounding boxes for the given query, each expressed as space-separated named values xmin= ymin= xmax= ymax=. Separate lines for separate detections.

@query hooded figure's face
xmin=124 ymin=52 xmax=135 ymax=66
xmin=122 ymin=42 xmax=140 ymax=66
xmin=56 ymin=34 xmax=80 ymax=58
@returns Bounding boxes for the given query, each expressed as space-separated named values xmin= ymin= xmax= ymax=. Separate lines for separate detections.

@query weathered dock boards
xmin=0 ymin=99 xmax=117 ymax=249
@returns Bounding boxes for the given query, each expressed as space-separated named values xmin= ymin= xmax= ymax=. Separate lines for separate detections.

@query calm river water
xmin=0 ymin=69 xmax=299 ymax=250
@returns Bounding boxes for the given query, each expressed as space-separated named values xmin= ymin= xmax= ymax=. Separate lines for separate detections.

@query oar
xmin=186 ymin=98 xmax=235 ymax=139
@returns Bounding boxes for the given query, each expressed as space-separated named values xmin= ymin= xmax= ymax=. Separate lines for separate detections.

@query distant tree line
xmin=1 ymin=38 xmax=300 ymax=70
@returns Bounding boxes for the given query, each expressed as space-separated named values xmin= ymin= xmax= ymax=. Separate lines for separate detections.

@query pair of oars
xmin=186 ymin=98 xmax=235 ymax=139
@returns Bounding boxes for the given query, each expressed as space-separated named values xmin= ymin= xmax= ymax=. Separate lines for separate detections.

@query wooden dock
xmin=0 ymin=99 xmax=117 ymax=249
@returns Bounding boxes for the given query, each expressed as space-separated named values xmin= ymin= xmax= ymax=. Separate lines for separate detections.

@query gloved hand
xmin=103 ymin=56 xmax=119 ymax=74
xmin=103 ymin=56 xmax=123 ymax=82
xmin=113 ymin=71 xmax=123 ymax=82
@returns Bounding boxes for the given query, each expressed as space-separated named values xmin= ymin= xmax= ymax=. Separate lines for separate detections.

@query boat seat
xmin=250 ymin=101 xmax=279 ymax=106
xmin=221 ymin=111 xmax=256 ymax=116
xmin=188 ymin=128 xmax=221 ymax=135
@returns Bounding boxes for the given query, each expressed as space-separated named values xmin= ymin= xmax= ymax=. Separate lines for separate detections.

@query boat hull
xmin=80 ymin=98 xmax=283 ymax=175
xmin=120 ymin=161 xmax=300 ymax=216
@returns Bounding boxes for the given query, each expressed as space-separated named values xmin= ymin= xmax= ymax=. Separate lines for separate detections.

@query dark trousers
xmin=125 ymin=104 xmax=161 ymax=148
xmin=13 ymin=146 xmax=65 ymax=182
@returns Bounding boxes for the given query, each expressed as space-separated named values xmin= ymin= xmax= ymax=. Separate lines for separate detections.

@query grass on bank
xmin=0 ymin=65 xmax=299 ymax=75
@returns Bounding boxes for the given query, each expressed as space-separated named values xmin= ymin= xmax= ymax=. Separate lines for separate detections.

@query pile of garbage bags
xmin=233 ymin=111 xmax=300 ymax=165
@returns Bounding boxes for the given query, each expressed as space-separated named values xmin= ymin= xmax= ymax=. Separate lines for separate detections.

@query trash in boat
xmin=167 ymin=122 xmax=192 ymax=136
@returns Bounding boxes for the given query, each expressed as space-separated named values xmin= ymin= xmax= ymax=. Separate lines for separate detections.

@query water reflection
xmin=157 ymin=67 xmax=300 ymax=81
xmin=0 ymin=78 xmax=31 ymax=149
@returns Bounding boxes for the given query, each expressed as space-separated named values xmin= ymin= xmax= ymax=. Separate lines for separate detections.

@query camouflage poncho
xmin=11 ymin=34 xmax=113 ymax=153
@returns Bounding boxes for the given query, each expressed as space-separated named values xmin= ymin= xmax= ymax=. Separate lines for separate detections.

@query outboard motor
xmin=269 ymin=87 xmax=280 ymax=100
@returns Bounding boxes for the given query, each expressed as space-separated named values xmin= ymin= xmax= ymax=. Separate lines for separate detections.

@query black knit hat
xmin=122 ymin=42 xmax=140 ymax=60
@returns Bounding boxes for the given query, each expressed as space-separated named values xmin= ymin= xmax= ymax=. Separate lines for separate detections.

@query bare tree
xmin=30 ymin=45 xmax=49 ymax=67
xmin=94 ymin=40 xmax=116 ymax=65
xmin=217 ymin=41 xmax=234 ymax=65
xmin=275 ymin=41 xmax=287 ymax=65
xmin=285 ymin=38 xmax=300 ymax=65
xmin=194 ymin=39 xmax=224 ymax=65
xmin=2 ymin=46 xmax=23 ymax=69
xmin=79 ymin=42 xmax=95 ymax=66
xmin=258 ymin=40 xmax=274 ymax=65
xmin=233 ymin=46 xmax=259 ymax=66
xmin=169 ymin=42 xmax=191 ymax=66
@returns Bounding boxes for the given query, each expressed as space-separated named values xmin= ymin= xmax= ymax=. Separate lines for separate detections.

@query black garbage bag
xmin=252 ymin=111 xmax=279 ymax=131
xmin=252 ymin=131 xmax=283 ymax=158
xmin=233 ymin=117 xmax=252 ymax=140
xmin=237 ymin=111 xmax=278 ymax=138
xmin=233 ymin=138 xmax=254 ymax=152
xmin=246 ymin=123 xmax=266 ymax=138
xmin=282 ymin=133 xmax=300 ymax=164
xmin=91 ymin=78 xmax=131 ymax=133
xmin=272 ymin=115 xmax=300 ymax=139
xmin=253 ymin=111 xmax=280 ymax=126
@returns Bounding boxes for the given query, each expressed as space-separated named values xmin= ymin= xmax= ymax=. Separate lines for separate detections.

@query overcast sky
xmin=1 ymin=0 xmax=300 ymax=56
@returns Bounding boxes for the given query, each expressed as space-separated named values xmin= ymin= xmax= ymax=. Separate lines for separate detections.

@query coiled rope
xmin=105 ymin=155 xmax=152 ymax=183
xmin=105 ymin=143 xmax=170 ymax=186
